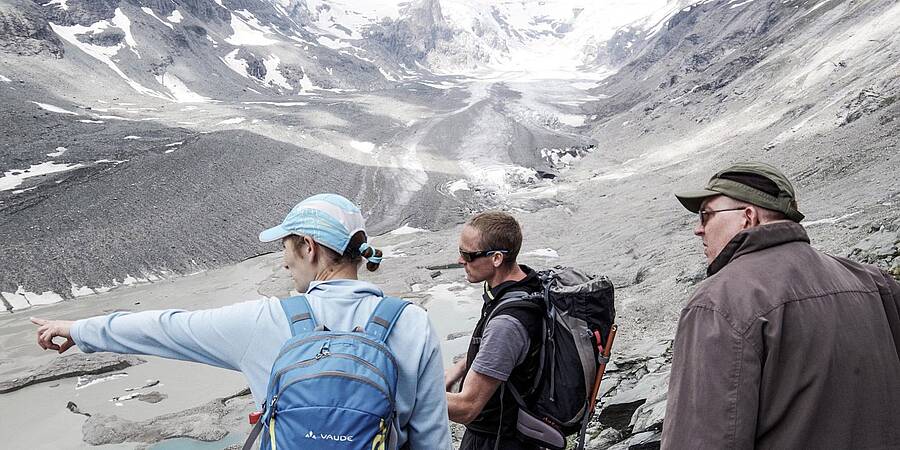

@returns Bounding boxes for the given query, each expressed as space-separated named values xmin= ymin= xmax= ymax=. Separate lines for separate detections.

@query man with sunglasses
xmin=662 ymin=162 xmax=900 ymax=449
xmin=445 ymin=211 xmax=544 ymax=450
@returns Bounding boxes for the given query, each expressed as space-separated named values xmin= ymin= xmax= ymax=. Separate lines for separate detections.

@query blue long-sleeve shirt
xmin=71 ymin=279 xmax=451 ymax=449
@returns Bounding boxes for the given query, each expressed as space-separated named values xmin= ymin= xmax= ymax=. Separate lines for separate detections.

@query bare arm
xmin=444 ymin=356 xmax=468 ymax=391
xmin=446 ymin=369 xmax=501 ymax=424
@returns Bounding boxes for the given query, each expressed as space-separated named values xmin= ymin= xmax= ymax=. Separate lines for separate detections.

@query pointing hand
xmin=30 ymin=317 xmax=76 ymax=354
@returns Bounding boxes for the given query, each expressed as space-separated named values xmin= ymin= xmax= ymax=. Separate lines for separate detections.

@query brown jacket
xmin=662 ymin=221 xmax=900 ymax=449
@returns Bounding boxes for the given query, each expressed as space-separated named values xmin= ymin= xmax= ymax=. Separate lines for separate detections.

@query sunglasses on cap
xmin=459 ymin=249 xmax=509 ymax=262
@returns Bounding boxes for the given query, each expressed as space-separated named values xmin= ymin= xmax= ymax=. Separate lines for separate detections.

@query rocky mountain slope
xmin=571 ymin=0 xmax=899 ymax=446
xmin=1 ymin=0 xmax=634 ymax=302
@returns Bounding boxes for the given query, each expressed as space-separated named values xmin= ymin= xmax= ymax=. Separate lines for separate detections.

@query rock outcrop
xmin=0 ymin=353 xmax=145 ymax=394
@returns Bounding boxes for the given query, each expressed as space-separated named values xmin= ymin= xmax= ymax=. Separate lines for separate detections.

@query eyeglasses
xmin=459 ymin=249 xmax=509 ymax=262
xmin=699 ymin=207 xmax=746 ymax=225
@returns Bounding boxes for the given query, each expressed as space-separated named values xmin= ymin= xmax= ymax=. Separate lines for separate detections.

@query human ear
xmin=302 ymin=237 xmax=316 ymax=260
xmin=744 ymin=207 xmax=759 ymax=228
xmin=492 ymin=253 xmax=504 ymax=268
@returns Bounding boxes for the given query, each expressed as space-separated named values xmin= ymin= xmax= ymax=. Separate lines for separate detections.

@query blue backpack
xmin=243 ymin=295 xmax=409 ymax=450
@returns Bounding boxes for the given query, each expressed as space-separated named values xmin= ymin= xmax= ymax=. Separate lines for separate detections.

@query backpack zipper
xmin=271 ymin=352 xmax=392 ymax=397
xmin=276 ymin=333 xmax=398 ymax=369
xmin=272 ymin=371 xmax=396 ymax=412
xmin=316 ymin=340 xmax=331 ymax=359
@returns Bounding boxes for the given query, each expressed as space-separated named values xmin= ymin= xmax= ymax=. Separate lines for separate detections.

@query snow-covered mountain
xmin=0 ymin=0 xmax=671 ymax=101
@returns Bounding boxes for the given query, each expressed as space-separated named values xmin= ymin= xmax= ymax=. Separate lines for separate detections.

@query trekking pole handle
xmin=588 ymin=324 xmax=618 ymax=412
xmin=578 ymin=325 xmax=618 ymax=450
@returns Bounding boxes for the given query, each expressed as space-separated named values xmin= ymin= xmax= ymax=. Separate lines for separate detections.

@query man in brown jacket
xmin=662 ymin=162 xmax=900 ymax=449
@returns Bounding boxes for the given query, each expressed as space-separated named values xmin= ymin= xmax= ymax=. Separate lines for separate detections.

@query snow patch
xmin=541 ymin=146 xmax=593 ymax=168
xmin=44 ymin=0 xmax=68 ymax=11
xmin=317 ymin=36 xmax=349 ymax=49
xmin=111 ymin=8 xmax=140 ymax=57
xmin=0 ymin=161 xmax=84 ymax=191
xmin=49 ymin=14 xmax=166 ymax=99
xmin=557 ymin=113 xmax=586 ymax=127
xmin=216 ymin=117 xmax=245 ymax=125
xmin=388 ymin=225 xmax=430 ymax=235
xmin=377 ymin=241 xmax=411 ymax=258
xmin=447 ymin=179 xmax=471 ymax=194
xmin=78 ymin=119 xmax=105 ymax=123
xmin=156 ymin=73 xmax=210 ymax=102
xmin=1 ymin=287 xmax=65 ymax=310
xmin=804 ymin=212 xmax=860 ymax=226
xmin=571 ymin=82 xmax=598 ymax=90
xmin=167 ymin=10 xmax=184 ymax=23
xmin=0 ymin=74 xmax=10 ymax=82
xmin=459 ymin=162 xmax=539 ymax=195
xmin=263 ymin=55 xmax=293 ymax=89
xmin=593 ymin=171 xmax=636 ymax=181
xmin=47 ymin=146 xmax=67 ymax=157
xmin=76 ymin=373 xmax=128 ymax=390
xmin=241 ymin=101 xmax=308 ymax=106
xmin=295 ymin=70 xmax=317 ymax=92
xmin=417 ymin=81 xmax=455 ymax=90
xmin=350 ymin=140 xmax=376 ymax=154
xmin=225 ymin=12 xmax=277 ymax=46
xmin=378 ymin=67 xmax=398 ymax=82
xmin=71 ymin=285 xmax=96 ymax=297
xmin=523 ymin=248 xmax=559 ymax=259
xmin=729 ymin=0 xmax=755 ymax=8
xmin=32 ymin=102 xmax=77 ymax=115
xmin=123 ymin=135 xmax=141 ymax=140
xmin=141 ymin=7 xmax=174 ymax=29
xmin=220 ymin=49 xmax=250 ymax=78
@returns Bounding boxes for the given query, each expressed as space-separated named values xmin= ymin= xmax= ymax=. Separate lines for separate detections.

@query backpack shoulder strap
xmin=280 ymin=295 xmax=317 ymax=337
xmin=487 ymin=290 xmax=543 ymax=323
xmin=365 ymin=296 xmax=410 ymax=343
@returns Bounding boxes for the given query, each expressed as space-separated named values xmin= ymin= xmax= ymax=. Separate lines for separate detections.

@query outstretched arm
xmin=29 ymin=300 xmax=268 ymax=371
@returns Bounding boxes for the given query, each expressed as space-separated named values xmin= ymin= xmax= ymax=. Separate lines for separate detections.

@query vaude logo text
xmin=304 ymin=430 xmax=354 ymax=442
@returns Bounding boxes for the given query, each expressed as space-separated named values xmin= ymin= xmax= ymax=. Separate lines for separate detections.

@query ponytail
xmin=357 ymin=242 xmax=383 ymax=272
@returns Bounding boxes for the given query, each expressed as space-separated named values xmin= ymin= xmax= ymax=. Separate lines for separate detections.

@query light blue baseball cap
xmin=259 ymin=193 xmax=367 ymax=254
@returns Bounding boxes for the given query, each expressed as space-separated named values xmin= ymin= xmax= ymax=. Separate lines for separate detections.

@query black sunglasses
xmin=459 ymin=249 xmax=509 ymax=262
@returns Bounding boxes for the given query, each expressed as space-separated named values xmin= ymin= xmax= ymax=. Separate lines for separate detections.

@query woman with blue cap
xmin=31 ymin=194 xmax=452 ymax=449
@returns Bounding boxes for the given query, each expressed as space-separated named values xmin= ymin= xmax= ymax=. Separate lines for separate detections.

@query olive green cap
xmin=675 ymin=162 xmax=804 ymax=222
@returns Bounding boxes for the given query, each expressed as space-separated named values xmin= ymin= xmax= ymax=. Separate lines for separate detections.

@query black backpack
xmin=489 ymin=266 xmax=615 ymax=450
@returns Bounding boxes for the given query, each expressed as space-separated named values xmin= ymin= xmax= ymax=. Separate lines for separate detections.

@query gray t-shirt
xmin=470 ymin=314 xmax=531 ymax=382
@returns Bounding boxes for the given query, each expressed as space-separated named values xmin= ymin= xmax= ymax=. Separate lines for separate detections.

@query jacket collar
xmin=483 ymin=265 xmax=538 ymax=304
xmin=306 ymin=279 xmax=384 ymax=299
xmin=707 ymin=221 xmax=810 ymax=276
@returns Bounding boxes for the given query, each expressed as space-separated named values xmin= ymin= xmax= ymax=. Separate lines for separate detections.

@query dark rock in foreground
xmin=0 ymin=353 xmax=145 ymax=394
